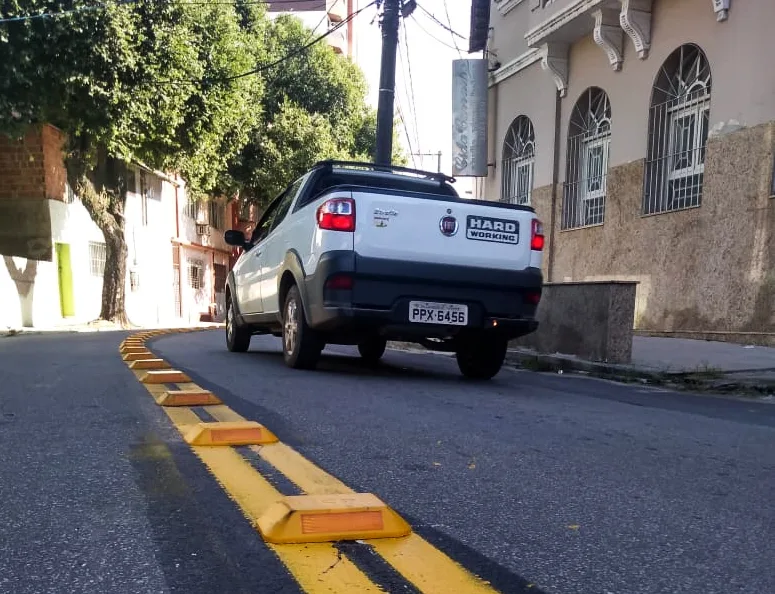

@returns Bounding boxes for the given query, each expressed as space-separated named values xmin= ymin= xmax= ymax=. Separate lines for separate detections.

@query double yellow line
xmin=121 ymin=328 xmax=501 ymax=593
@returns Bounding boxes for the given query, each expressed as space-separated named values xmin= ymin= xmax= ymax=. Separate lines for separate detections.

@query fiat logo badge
xmin=439 ymin=215 xmax=458 ymax=236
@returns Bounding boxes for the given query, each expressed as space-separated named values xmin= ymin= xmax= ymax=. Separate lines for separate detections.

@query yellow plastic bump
xmin=129 ymin=358 xmax=171 ymax=370
xmin=140 ymin=369 xmax=191 ymax=384
xmin=258 ymin=493 xmax=412 ymax=544
xmin=120 ymin=340 xmax=145 ymax=347
xmin=156 ymin=390 xmax=223 ymax=407
xmin=120 ymin=348 xmax=151 ymax=356
xmin=122 ymin=351 xmax=157 ymax=362
xmin=184 ymin=421 xmax=278 ymax=446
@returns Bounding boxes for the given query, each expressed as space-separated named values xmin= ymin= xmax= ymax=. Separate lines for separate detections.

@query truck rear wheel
xmin=455 ymin=335 xmax=507 ymax=380
xmin=358 ymin=338 xmax=387 ymax=364
xmin=282 ymin=285 xmax=322 ymax=370
xmin=226 ymin=296 xmax=251 ymax=353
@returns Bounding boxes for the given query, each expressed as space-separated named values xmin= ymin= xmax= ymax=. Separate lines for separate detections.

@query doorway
xmin=56 ymin=242 xmax=75 ymax=317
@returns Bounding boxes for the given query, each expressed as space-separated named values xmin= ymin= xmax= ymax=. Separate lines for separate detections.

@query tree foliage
xmin=0 ymin=1 xmax=405 ymax=322
xmin=232 ymin=14 xmax=407 ymax=206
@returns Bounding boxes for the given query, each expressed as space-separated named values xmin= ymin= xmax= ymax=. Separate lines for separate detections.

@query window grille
xmin=501 ymin=116 xmax=535 ymax=206
xmin=88 ymin=242 xmax=106 ymax=277
xmin=643 ymin=44 xmax=712 ymax=215
xmin=188 ymin=259 xmax=204 ymax=290
xmin=562 ymin=87 xmax=612 ymax=229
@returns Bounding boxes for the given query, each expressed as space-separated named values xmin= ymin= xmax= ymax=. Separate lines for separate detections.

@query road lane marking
xmin=122 ymin=329 xmax=502 ymax=593
xmin=162 ymin=407 xmax=385 ymax=593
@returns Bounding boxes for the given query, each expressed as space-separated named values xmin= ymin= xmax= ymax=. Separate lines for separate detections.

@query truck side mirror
xmin=224 ymin=230 xmax=247 ymax=248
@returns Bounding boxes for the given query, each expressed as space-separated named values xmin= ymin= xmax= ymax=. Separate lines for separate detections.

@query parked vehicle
xmin=224 ymin=160 xmax=544 ymax=379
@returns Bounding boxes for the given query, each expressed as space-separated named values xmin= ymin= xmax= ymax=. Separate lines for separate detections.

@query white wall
xmin=0 ymin=198 xmax=104 ymax=330
xmin=124 ymin=170 xmax=178 ymax=327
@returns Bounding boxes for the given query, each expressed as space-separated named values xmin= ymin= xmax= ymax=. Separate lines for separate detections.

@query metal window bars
xmin=643 ymin=44 xmax=712 ymax=215
xmin=562 ymin=87 xmax=612 ymax=230
xmin=501 ymin=116 xmax=535 ymax=206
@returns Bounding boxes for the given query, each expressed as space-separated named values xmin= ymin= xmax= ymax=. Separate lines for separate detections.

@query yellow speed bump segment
xmin=140 ymin=369 xmax=191 ymax=384
xmin=258 ymin=493 xmax=411 ymax=544
xmin=129 ymin=358 xmax=171 ymax=370
xmin=120 ymin=345 xmax=149 ymax=354
xmin=184 ymin=421 xmax=278 ymax=446
xmin=156 ymin=389 xmax=223 ymax=407
xmin=122 ymin=351 xmax=157 ymax=362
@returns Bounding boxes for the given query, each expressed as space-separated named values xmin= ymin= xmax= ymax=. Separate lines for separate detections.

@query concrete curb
xmin=505 ymin=349 xmax=775 ymax=397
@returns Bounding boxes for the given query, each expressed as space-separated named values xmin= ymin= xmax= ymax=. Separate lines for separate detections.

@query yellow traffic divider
xmin=258 ymin=493 xmax=411 ymax=544
xmin=140 ymin=369 xmax=191 ymax=384
xmin=155 ymin=389 xmax=223 ymax=407
xmin=124 ymin=327 xmax=502 ymax=594
xmin=184 ymin=421 xmax=278 ymax=446
xmin=162 ymin=407 xmax=384 ymax=593
xmin=129 ymin=358 xmax=171 ymax=370
xmin=122 ymin=351 xmax=156 ymax=362
xmin=121 ymin=339 xmax=145 ymax=346
xmin=120 ymin=345 xmax=149 ymax=354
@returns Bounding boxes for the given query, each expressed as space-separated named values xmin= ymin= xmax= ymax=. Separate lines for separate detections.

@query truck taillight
xmin=317 ymin=198 xmax=355 ymax=232
xmin=530 ymin=218 xmax=544 ymax=251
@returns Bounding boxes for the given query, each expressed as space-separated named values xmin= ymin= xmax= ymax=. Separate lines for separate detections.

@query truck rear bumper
xmin=303 ymin=251 xmax=542 ymax=340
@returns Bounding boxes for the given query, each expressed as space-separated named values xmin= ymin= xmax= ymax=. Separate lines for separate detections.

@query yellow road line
xmin=204 ymin=395 xmax=499 ymax=592
xmin=124 ymin=330 xmax=501 ymax=593
xmin=160 ymin=408 xmax=385 ymax=594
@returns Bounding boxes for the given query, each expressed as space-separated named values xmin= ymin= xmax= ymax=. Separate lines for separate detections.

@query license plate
xmin=409 ymin=301 xmax=468 ymax=325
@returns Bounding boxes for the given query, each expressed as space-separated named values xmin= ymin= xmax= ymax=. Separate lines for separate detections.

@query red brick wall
xmin=0 ymin=124 xmax=67 ymax=203
xmin=0 ymin=127 xmax=46 ymax=201
xmin=42 ymin=125 xmax=66 ymax=202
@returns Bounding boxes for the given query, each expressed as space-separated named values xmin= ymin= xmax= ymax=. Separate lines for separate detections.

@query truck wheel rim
xmin=284 ymin=299 xmax=298 ymax=354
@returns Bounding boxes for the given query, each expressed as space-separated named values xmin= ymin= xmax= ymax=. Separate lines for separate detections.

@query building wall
xmin=486 ymin=0 xmax=775 ymax=333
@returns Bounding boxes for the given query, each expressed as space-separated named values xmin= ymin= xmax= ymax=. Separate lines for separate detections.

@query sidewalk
xmin=508 ymin=336 xmax=775 ymax=396
xmin=2 ymin=319 xmax=225 ymax=337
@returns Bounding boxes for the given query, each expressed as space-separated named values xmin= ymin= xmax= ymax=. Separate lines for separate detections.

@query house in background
xmin=0 ymin=124 xmax=234 ymax=330
xmin=267 ymin=0 xmax=357 ymax=58
xmin=469 ymin=0 xmax=775 ymax=341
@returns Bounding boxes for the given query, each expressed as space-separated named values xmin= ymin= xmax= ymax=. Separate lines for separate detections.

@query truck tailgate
xmin=353 ymin=190 xmax=536 ymax=272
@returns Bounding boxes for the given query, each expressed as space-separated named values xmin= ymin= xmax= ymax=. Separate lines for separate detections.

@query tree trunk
xmin=65 ymin=141 xmax=130 ymax=326
xmin=100 ymin=224 xmax=128 ymax=324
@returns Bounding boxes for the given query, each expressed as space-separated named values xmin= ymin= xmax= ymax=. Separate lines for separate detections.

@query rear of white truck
xmin=302 ymin=162 xmax=544 ymax=379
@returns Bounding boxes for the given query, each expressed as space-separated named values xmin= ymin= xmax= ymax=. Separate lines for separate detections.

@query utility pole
xmin=374 ymin=0 xmax=400 ymax=166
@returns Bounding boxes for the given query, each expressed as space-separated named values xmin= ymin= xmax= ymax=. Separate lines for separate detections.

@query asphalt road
xmin=2 ymin=329 xmax=774 ymax=594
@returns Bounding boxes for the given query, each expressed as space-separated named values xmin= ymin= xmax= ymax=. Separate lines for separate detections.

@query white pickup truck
xmin=224 ymin=161 xmax=544 ymax=380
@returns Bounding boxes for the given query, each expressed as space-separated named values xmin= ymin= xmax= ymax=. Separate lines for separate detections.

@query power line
xmin=0 ymin=0 xmax=138 ymax=24
xmin=409 ymin=12 xmax=459 ymax=51
xmin=394 ymin=97 xmax=417 ymax=168
xmin=441 ymin=0 xmax=462 ymax=59
xmin=415 ymin=2 xmax=466 ymax=39
xmin=399 ymin=18 xmax=421 ymax=154
xmin=157 ymin=1 xmax=374 ymax=85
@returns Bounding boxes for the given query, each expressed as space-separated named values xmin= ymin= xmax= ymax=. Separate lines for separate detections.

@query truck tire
xmin=282 ymin=285 xmax=322 ymax=370
xmin=455 ymin=335 xmax=507 ymax=380
xmin=358 ymin=337 xmax=387 ymax=364
xmin=226 ymin=296 xmax=251 ymax=353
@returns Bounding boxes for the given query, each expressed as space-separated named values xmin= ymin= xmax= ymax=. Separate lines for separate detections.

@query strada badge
xmin=465 ymin=215 xmax=519 ymax=244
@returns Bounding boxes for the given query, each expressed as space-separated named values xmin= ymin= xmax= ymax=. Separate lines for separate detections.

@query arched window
xmin=501 ymin=116 xmax=535 ymax=205
xmin=643 ymin=44 xmax=712 ymax=214
xmin=562 ymin=87 xmax=612 ymax=229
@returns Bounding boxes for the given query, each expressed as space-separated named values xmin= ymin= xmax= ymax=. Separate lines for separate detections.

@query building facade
xmin=267 ymin=0 xmax=356 ymax=58
xmin=0 ymin=125 xmax=234 ymax=330
xmin=471 ymin=0 xmax=775 ymax=337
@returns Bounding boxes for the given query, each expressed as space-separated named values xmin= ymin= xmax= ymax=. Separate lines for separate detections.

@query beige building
xmin=469 ymin=0 xmax=775 ymax=339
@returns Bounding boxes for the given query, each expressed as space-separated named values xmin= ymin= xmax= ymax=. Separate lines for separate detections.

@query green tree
xmin=232 ymin=14 xmax=406 ymax=206
xmin=0 ymin=0 xmax=267 ymax=323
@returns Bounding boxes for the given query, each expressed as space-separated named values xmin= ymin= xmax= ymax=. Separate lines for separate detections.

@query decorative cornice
xmin=592 ymin=8 xmax=624 ymax=71
xmin=489 ymin=47 xmax=543 ymax=87
xmin=495 ymin=0 xmax=525 ymax=16
xmin=540 ymin=42 xmax=569 ymax=97
xmin=525 ymin=0 xmax=603 ymax=47
xmin=619 ymin=0 xmax=652 ymax=59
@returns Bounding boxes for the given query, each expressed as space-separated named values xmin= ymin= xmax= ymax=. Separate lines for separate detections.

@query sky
xmin=292 ymin=1 xmax=478 ymax=196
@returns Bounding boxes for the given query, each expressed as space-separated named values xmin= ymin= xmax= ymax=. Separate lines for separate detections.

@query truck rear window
xmin=310 ymin=170 xmax=459 ymax=200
